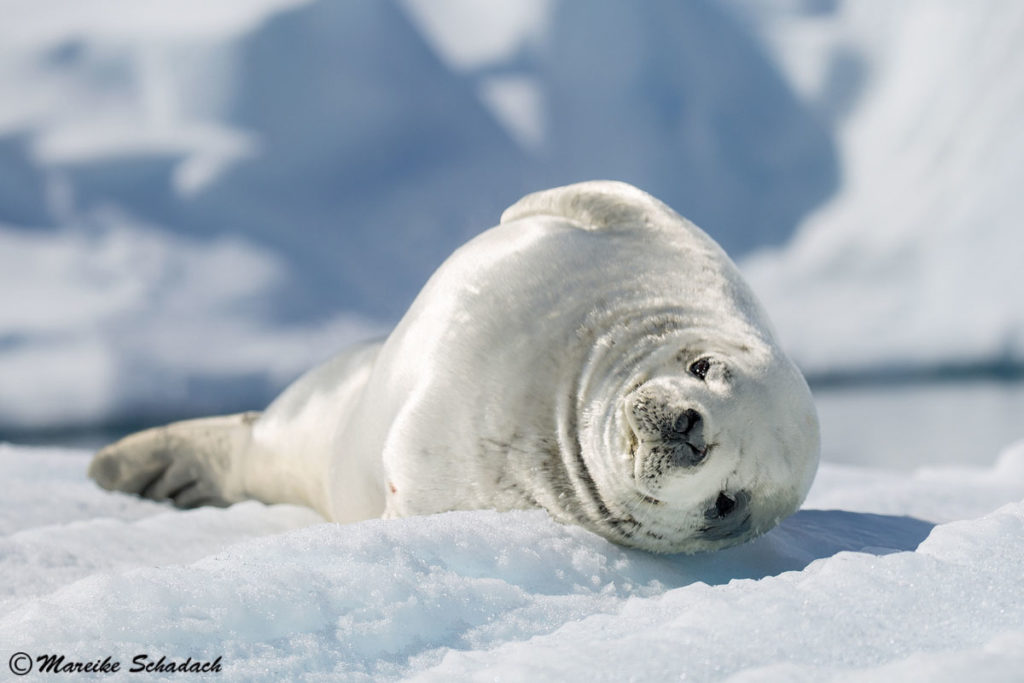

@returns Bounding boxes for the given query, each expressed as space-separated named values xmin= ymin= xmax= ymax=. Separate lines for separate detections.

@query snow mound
xmin=1 ymin=441 xmax=1022 ymax=680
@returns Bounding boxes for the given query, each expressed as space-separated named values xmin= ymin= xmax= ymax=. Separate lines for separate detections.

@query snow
xmin=1 ymin=439 xmax=1022 ymax=680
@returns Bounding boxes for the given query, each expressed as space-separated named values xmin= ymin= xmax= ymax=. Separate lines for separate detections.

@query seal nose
xmin=624 ymin=389 xmax=709 ymax=469
xmin=701 ymin=490 xmax=751 ymax=540
xmin=663 ymin=408 xmax=707 ymax=466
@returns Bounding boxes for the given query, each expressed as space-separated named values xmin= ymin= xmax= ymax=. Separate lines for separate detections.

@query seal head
xmin=500 ymin=182 xmax=820 ymax=553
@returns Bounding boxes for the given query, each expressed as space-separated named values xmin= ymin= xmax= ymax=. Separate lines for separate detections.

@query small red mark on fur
xmin=388 ymin=481 xmax=397 ymax=494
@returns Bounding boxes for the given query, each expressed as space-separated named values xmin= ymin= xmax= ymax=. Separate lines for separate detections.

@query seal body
xmin=90 ymin=181 xmax=819 ymax=553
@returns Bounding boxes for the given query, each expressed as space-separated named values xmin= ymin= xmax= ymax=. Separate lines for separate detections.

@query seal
xmin=89 ymin=181 xmax=819 ymax=553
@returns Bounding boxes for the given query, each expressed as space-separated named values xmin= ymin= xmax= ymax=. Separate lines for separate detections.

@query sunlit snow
xmin=1 ymin=441 xmax=1022 ymax=680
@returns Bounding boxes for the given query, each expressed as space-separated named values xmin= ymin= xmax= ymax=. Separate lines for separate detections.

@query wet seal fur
xmin=90 ymin=181 xmax=820 ymax=553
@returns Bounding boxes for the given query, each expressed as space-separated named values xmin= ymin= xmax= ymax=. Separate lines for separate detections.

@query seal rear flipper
xmin=88 ymin=412 xmax=260 ymax=509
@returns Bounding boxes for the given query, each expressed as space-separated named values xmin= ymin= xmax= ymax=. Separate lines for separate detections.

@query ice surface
xmin=1 ymin=440 xmax=1022 ymax=680
xmin=813 ymin=380 xmax=1024 ymax=470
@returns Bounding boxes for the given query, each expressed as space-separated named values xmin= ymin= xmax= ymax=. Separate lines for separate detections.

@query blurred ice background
xmin=1 ymin=0 xmax=1022 ymax=469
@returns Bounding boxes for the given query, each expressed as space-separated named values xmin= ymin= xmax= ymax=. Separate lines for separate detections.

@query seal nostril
xmin=715 ymin=492 xmax=736 ymax=517
xmin=671 ymin=414 xmax=688 ymax=435
xmin=672 ymin=408 xmax=701 ymax=435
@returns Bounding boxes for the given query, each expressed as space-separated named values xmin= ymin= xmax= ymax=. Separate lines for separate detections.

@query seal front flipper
xmin=88 ymin=412 xmax=259 ymax=509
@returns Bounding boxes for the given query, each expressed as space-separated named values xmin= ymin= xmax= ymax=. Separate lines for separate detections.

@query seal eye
xmin=715 ymin=492 xmax=736 ymax=517
xmin=689 ymin=357 xmax=711 ymax=380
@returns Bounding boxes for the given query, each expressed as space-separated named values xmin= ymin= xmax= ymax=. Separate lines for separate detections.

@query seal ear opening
xmin=500 ymin=180 xmax=682 ymax=233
